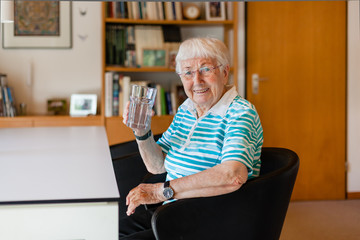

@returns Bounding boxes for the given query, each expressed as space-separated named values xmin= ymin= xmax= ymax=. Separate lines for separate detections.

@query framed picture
xmin=2 ymin=1 xmax=72 ymax=49
xmin=47 ymin=99 xmax=67 ymax=115
xmin=70 ymin=94 xmax=97 ymax=117
xmin=168 ymin=50 xmax=178 ymax=69
xmin=142 ymin=49 xmax=168 ymax=67
xmin=205 ymin=2 xmax=226 ymax=21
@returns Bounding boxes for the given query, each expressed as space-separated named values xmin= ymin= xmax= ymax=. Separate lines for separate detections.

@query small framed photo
xmin=205 ymin=2 xmax=226 ymax=21
xmin=47 ymin=99 xmax=67 ymax=115
xmin=70 ymin=94 xmax=97 ymax=117
xmin=168 ymin=50 xmax=178 ymax=69
xmin=142 ymin=49 xmax=168 ymax=67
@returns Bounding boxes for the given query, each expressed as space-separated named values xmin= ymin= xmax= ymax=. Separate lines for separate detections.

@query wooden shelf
xmin=105 ymin=18 xmax=235 ymax=25
xmin=105 ymin=66 xmax=176 ymax=73
xmin=105 ymin=66 xmax=234 ymax=73
xmin=0 ymin=115 xmax=103 ymax=128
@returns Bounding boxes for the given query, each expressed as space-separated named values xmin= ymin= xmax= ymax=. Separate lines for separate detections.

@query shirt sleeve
xmin=156 ymin=107 xmax=182 ymax=154
xmin=221 ymin=107 xmax=263 ymax=177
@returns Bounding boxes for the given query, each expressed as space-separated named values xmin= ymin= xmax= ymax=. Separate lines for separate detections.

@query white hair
xmin=175 ymin=37 xmax=230 ymax=73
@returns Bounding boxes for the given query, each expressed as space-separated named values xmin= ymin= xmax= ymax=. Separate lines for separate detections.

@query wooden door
xmin=246 ymin=1 xmax=346 ymax=200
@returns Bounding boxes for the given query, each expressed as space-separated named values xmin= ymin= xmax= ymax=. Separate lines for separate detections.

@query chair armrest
xmin=151 ymin=189 xmax=253 ymax=240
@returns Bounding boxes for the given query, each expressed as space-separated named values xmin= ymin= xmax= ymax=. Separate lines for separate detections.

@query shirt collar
xmin=182 ymin=86 xmax=238 ymax=118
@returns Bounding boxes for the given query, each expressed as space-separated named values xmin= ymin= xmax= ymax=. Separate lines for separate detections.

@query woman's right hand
xmin=123 ymin=100 xmax=154 ymax=137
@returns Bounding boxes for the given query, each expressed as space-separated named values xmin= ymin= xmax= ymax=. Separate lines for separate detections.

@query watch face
xmin=163 ymin=187 xmax=174 ymax=200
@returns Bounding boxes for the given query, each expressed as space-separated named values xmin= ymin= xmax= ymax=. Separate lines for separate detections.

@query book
xmin=160 ymin=88 xmax=167 ymax=115
xmin=6 ymin=87 xmax=16 ymax=117
xmin=165 ymin=91 xmax=173 ymax=115
xmin=174 ymin=2 xmax=183 ymax=20
xmin=157 ymin=2 xmax=164 ymax=20
xmin=0 ymin=86 xmax=3 ymax=116
xmin=131 ymin=2 xmax=140 ymax=20
xmin=104 ymin=72 xmax=113 ymax=117
xmin=170 ymin=84 xmax=177 ymax=114
xmin=127 ymin=2 xmax=133 ymax=19
xmin=121 ymin=76 xmax=131 ymax=115
xmin=155 ymin=84 xmax=162 ymax=116
xmin=146 ymin=2 xmax=157 ymax=20
xmin=164 ymin=2 xmax=174 ymax=20
xmin=112 ymin=72 xmax=120 ymax=116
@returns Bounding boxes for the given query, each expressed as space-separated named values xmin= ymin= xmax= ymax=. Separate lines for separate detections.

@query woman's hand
xmin=122 ymin=100 xmax=154 ymax=137
xmin=126 ymin=183 xmax=165 ymax=216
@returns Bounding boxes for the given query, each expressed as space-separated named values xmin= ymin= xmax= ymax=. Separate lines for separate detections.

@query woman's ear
xmin=222 ymin=65 xmax=230 ymax=84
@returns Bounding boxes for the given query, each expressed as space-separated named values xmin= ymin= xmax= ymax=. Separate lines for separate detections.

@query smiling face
xmin=179 ymin=58 xmax=229 ymax=117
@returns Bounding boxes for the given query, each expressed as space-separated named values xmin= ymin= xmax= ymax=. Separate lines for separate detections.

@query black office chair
xmin=111 ymin=141 xmax=299 ymax=240
xmin=151 ymin=147 xmax=299 ymax=240
xmin=110 ymin=134 xmax=163 ymax=219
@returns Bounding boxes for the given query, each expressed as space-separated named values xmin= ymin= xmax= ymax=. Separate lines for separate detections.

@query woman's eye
xmin=184 ymin=71 xmax=192 ymax=76
xmin=201 ymin=67 xmax=211 ymax=72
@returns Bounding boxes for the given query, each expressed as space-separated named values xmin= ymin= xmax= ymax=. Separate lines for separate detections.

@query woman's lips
xmin=193 ymin=88 xmax=209 ymax=94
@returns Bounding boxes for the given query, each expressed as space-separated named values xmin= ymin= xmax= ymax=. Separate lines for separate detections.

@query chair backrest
xmin=245 ymin=147 xmax=299 ymax=239
xmin=151 ymin=147 xmax=299 ymax=240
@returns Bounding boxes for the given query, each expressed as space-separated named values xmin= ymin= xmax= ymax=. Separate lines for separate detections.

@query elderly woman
xmin=121 ymin=37 xmax=263 ymax=239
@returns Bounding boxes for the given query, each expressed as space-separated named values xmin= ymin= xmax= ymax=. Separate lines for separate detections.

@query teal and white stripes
xmin=157 ymin=87 xmax=263 ymax=182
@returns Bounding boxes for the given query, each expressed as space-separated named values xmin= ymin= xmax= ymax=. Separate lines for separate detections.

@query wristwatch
xmin=163 ymin=181 xmax=174 ymax=200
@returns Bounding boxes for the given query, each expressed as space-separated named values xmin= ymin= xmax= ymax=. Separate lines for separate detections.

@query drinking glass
xmin=126 ymin=85 xmax=157 ymax=129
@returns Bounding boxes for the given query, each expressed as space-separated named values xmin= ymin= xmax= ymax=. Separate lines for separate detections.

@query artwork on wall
xmin=2 ymin=1 xmax=72 ymax=49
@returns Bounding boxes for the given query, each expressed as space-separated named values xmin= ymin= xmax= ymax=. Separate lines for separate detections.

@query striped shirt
xmin=157 ymin=86 xmax=263 ymax=183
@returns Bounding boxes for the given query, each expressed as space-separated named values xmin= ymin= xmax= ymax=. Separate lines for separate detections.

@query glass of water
xmin=126 ymin=85 xmax=157 ymax=129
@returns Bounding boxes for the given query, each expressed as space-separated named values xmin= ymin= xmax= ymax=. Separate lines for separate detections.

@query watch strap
xmin=134 ymin=129 xmax=152 ymax=141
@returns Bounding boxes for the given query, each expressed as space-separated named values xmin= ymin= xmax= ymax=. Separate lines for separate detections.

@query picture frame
xmin=2 ymin=1 xmax=72 ymax=49
xmin=142 ymin=48 xmax=168 ymax=67
xmin=47 ymin=99 xmax=67 ymax=116
xmin=70 ymin=94 xmax=97 ymax=117
xmin=205 ymin=2 xmax=226 ymax=21
xmin=168 ymin=50 xmax=178 ymax=69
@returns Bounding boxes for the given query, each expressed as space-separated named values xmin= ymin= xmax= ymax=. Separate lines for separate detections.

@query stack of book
xmin=105 ymin=25 xmax=136 ymax=67
xmin=0 ymin=74 xmax=17 ymax=117
xmin=104 ymin=72 xmax=187 ymax=117
xmin=105 ymin=24 xmax=181 ymax=68
xmin=105 ymin=2 xmax=183 ymax=21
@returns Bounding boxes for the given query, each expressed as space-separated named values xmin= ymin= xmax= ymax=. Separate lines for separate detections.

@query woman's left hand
xmin=126 ymin=183 xmax=165 ymax=216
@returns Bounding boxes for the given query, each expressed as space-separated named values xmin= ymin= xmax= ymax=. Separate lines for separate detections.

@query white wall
xmin=347 ymin=1 xmax=360 ymax=193
xmin=0 ymin=1 xmax=102 ymax=115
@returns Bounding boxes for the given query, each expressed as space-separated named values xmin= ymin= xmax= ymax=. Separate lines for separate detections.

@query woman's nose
xmin=193 ymin=70 xmax=203 ymax=84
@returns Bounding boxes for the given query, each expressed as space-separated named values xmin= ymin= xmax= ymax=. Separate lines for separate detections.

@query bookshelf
xmin=102 ymin=2 xmax=238 ymax=145
xmin=0 ymin=2 xmax=238 ymax=146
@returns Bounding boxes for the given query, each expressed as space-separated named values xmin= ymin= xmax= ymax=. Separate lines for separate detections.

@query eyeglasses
xmin=177 ymin=65 xmax=222 ymax=80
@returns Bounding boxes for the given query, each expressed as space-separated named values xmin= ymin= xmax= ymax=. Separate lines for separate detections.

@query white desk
xmin=0 ymin=126 xmax=120 ymax=240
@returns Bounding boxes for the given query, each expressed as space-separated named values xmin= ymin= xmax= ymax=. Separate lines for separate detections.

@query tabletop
xmin=0 ymin=126 xmax=120 ymax=204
